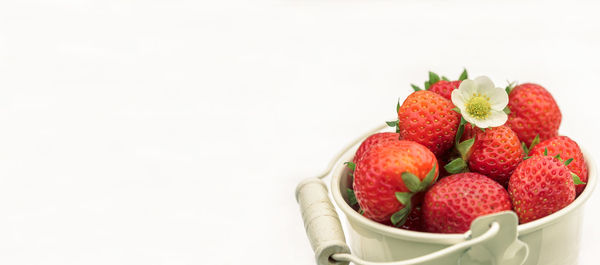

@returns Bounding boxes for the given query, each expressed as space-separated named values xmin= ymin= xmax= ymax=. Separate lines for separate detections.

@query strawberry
xmin=400 ymin=205 xmax=424 ymax=231
xmin=429 ymin=80 xmax=462 ymax=100
xmin=422 ymin=172 xmax=511 ymax=233
xmin=396 ymin=91 xmax=461 ymax=156
xmin=508 ymin=155 xmax=576 ymax=224
xmin=410 ymin=69 xmax=468 ymax=100
xmin=529 ymin=136 xmax=588 ymax=195
xmin=468 ymin=125 xmax=524 ymax=185
xmin=353 ymin=140 xmax=438 ymax=226
xmin=353 ymin=132 xmax=400 ymax=163
xmin=506 ymin=83 xmax=561 ymax=146
xmin=444 ymin=125 xmax=524 ymax=186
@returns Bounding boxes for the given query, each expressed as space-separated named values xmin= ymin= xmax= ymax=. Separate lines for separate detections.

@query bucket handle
xmin=296 ymin=179 xmax=529 ymax=265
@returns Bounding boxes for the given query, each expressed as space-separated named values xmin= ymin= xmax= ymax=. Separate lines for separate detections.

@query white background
xmin=1 ymin=0 xmax=599 ymax=264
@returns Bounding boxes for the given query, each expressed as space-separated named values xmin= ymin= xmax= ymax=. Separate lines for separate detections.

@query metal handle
xmin=296 ymin=178 xmax=351 ymax=265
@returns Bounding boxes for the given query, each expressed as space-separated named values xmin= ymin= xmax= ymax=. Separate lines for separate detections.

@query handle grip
xmin=296 ymin=178 xmax=351 ymax=265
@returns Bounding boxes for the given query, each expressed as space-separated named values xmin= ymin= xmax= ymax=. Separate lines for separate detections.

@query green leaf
xmin=572 ymin=173 xmax=586 ymax=185
xmin=401 ymin=172 xmax=422 ymax=193
xmin=458 ymin=68 xmax=468 ymax=81
xmin=544 ymin=147 xmax=548 ymax=156
xmin=386 ymin=120 xmax=399 ymax=127
xmin=420 ymin=164 xmax=437 ymax=190
xmin=428 ymin=71 xmax=440 ymax=85
xmin=424 ymin=81 xmax=431 ymax=90
xmin=505 ymin=81 xmax=516 ymax=94
xmin=479 ymin=127 xmax=486 ymax=132
xmin=564 ymin=158 xmax=574 ymax=166
xmin=455 ymin=117 xmax=466 ymax=145
xmin=395 ymin=192 xmax=413 ymax=206
xmin=457 ymin=138 xmax=475 ymax=159
xmin=347 ymin=188 xmax=358 ymax=205
xmin=344 ymin=161 xmax=356 ymax=171
xmin=554 ymin=154 xmax=563 ymax=162
xmin=390 ymin=206 xmax=410 ymax=226
xmin=359 ymin=209 xmax=365 ymax=215
xmin=441 ymin=76 xmax=450 ymax=81
xmin=396 ymin=99 xmax=401 ymax=112
xmin=411 ymin=84 xmax=422 ymax=92
xmin=521 ymin=142 xmax=529 ymax=155
xmin=529 ymin=135 xmax=540 ymax=152
xmin=503 ymin=106 xmax=511 ymax=115
xmin=451 ymin=107 xmax=461 ymax=113
xmin=523 ymin=156 xmax=531 ymax=160
xmin=445 ymin=158 xmax=467 ymax=174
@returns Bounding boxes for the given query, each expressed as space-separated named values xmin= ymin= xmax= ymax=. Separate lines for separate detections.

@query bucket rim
xmin=331 ymin=132 xmax=597 ymax=244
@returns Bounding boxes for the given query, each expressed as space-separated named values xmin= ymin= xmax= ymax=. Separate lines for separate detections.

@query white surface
xmin=0 ymin=0 xmax=599 ymax=264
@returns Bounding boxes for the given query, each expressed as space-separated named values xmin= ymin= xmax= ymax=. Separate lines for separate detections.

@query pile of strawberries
xmin=346 ymin=70 xmax=588 ymax=233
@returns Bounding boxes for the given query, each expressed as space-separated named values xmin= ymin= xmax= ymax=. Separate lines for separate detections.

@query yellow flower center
xmin=466 ymin=95 xmax=491 ymax=120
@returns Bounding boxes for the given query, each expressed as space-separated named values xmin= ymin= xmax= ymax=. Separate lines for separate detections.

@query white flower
xmin=451 ymin=76 xmax=509 ymax=128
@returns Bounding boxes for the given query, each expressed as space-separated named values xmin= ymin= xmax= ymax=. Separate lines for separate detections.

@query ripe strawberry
xmin=529 ymin=136 xmax=588 ymax=195
xmin=465 ymin=125 xmax=524 ymax=186
xmin=354 ymin=140 xmax=438 ymax=225
xmin=353 ymin=132 xmax=400 ymax=163
xmin=422 ymin=172 xmax=511 ymax=233
xmin=506 ymin=83 xmax=561 ymax=146
xmin=508 ymin=155 xmax=575 ymax=224
xmin=400 ymin=205 xmax=424 ymax=231
xmin=410 ymin=69 xmax=468 ymax=100
xmin=436 ymin=151 xmax=454 ymax=179
xmin=429 ymin=80 xmax=462 ymax=100
xmin=396 ymin=91 xmax=461 ymax=156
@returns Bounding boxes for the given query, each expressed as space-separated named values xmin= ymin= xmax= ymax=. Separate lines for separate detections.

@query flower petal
xmin=485 ymin=86 xmax=509 ymax=110
xmin=458 ymin=79 xmax=477 ymax=101
xmin=479 ymin=109 xmax=508 ymax=128
xmin=473 ymin=76 xmax=495 ymax=92
xmin=451 ymin=90 xmax=466 ymax=110
xmin=461 ymin=111 xmax=479 ymax=126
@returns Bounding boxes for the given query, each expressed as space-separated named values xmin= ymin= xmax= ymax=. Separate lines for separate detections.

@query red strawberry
xmin=506 ymin=83 xmax=561 ymax=146
xmin=400 ymin=205 xmax=424 ymax=231
xmin=464 ymin=125 xmax=524 ymax=186
xmin=396 ymin=91 xmax=461 ymax=156
xmin=354 ymin=140 xmax=438 ymax=225
xmin=410 ymin=69 xmax=468 ymax=100
xmin=436 ymin=151 xmax=454 ymax=179
xmin=508 ymin=155 xmax=575 ymax=224
xmin=353 ymin=132 xmax=400 ymax=163
xmin=422 ymin=172 xmax=511 ymax=233
xmin=429 ymin=80 xmax=462 ymax=100
xmin=529 ymin=136 xmax=588 ymax=195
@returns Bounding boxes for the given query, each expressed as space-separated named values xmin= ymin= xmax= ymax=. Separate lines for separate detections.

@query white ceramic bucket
xmin=329 ymin=141 xmax=596 ymax=265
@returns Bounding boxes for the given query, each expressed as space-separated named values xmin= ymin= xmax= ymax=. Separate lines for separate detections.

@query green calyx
xmin=564 ymin=158 xmax=574 ymax=166
xmin=347 ymin=188 xmax=358 ymax=206
xmin=522 ymin=134 xmax=540 ymax=159
xmin=444 ymin=157 xmax=468 ymax=174
xmin=505 ymin=80 xmax=517 ymax=94
xmin=445 ymin=117 xmax=475 ymax=174
xmin=572 ymin=173 xmax=586 ymax=185
xmin=344 ymin=161 xmax=356 ymax=171
xmin=410 ymin=69 xmax=468 ymax=91
xmin=386 ymin=120 xmax=400 ymax=133
xmin=390 ymin=164 xmax=437 ymax=226
xmin=458 ymin=68 xmax=468 ymax=81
